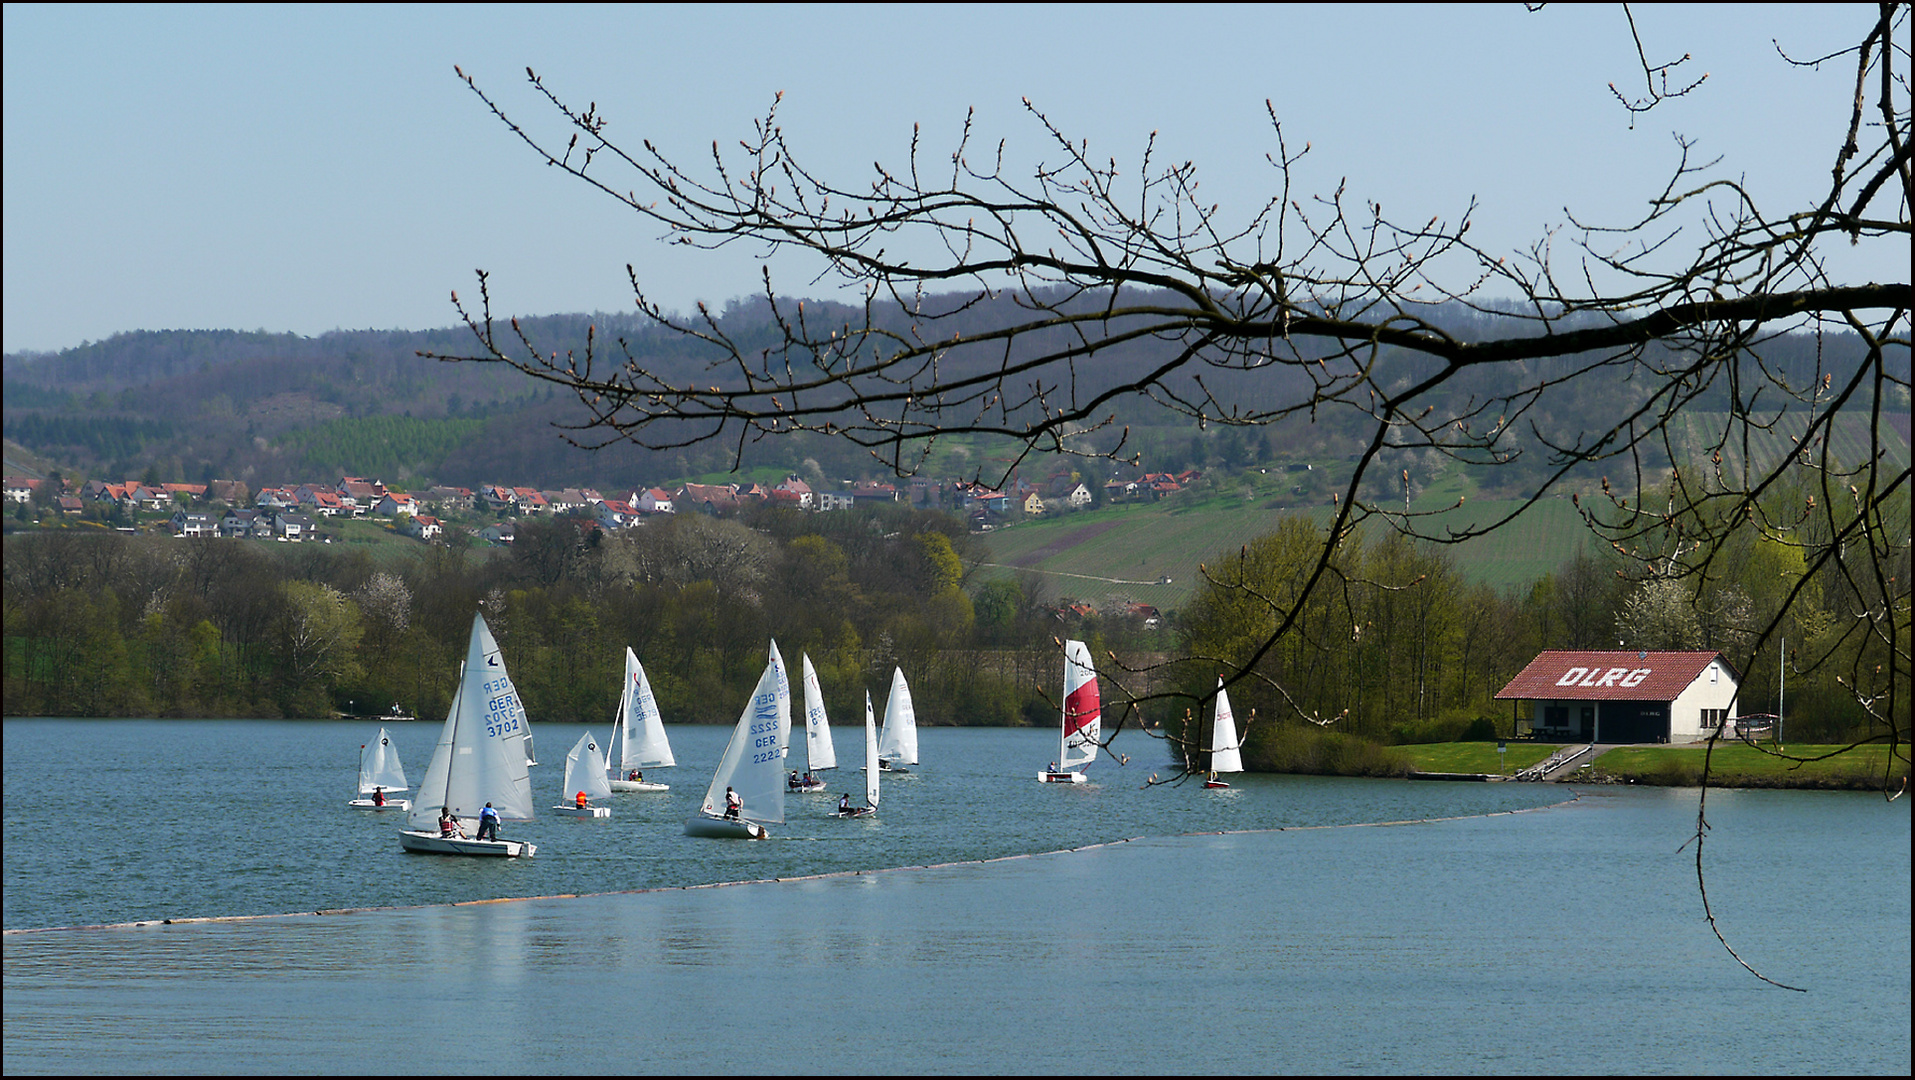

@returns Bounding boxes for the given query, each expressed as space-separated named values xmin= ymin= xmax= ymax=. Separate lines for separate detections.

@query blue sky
xmin=2 ymin=3 xmax=1891 ymax=355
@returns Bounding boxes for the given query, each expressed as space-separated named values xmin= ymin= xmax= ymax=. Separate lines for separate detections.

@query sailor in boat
xmin=789 ymin=770 xmax=800 ymax=790
xmin=438 ymin=806 xmax=463 ymax=838
xmin=575 ymin=790 xmax=590 ymax=810
xmin=372 ymin=786 xmax=386 ymax=807
xmin=838 ymin=792 xmax=852 ymax=814
xmin=628 ymin=769 xmax=641 ymax=782
xmin=476 ymin=802 xmax=500 ymax=841
xmin=723 ymin=786 xmax=742 ymax=821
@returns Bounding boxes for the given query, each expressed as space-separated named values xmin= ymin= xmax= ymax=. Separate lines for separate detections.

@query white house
xmin=1494 ymin=650 xmax=1741 ymax=744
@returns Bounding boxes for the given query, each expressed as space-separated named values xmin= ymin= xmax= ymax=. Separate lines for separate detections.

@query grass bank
xmin=1274 ymin=740 xmax=1904 ymax=791
xmin=1579 ymin=742 xmax=1905 ymax=791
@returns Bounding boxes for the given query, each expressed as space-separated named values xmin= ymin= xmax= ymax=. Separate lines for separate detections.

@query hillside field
xmin=971 ymin=485 xmax=1592 ymax=614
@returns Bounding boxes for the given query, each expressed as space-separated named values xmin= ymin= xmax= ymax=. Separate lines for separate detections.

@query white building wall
xmin=1668 ymin=661 xmax=1740 ymax=742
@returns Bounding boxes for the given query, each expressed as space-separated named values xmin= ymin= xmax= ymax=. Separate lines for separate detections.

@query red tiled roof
xmin=1494 ymin=650 xmax=1738 ymax=702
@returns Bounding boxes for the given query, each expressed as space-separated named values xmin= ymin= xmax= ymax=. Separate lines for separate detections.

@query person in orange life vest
xmin=576 ymin=790 xmax=589 ymax=809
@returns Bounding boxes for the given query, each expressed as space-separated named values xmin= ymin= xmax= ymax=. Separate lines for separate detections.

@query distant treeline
xmin=6 ymin=488 xmax=1888 ymax=755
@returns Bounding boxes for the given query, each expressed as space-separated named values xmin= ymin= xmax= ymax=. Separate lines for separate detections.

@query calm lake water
xmin=3 ymin=719 xmax=1908 ymax=1074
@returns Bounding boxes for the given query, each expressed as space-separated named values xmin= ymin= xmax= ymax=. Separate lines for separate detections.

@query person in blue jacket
xmin=476 ymin=802 xmax=500 ymax=841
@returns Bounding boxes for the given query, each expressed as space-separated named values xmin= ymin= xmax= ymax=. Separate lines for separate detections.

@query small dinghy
xmin=551 ymin=731 xmax=613 ymax=818
xmin=348 ymin=727 xmax=411 ymax=811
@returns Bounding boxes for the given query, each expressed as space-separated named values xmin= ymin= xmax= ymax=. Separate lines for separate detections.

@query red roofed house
xmin=1494 ymin=650 xmax=1741 ymax=744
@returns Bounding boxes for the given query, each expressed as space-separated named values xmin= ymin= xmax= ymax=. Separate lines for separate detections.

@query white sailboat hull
xmin=788 ymin=779 xmax=828 ymax=793
xmin=347 ymin=798 xmax=411 ymax=811
xmin=550 ymin=804 xmax=611 ymax=818
xmin=684 ymin=813 xmax=768 ymax=839
xmin=832 ymin=805 xmax=876 ymax=818
xmin=1038 ymin=770 xmax=1089 ymax=784
xmin=398 ymin=830 xmax=535 ymax=857
xmin=608 ymin=779 xmax=669 ymax=792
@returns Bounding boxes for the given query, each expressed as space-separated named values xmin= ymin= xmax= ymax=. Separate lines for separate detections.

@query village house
xmin=849 ymin=480 xmax=899 ymax=505
xmin=256 ymin=486 xmax=299 ymax=509
xmin=595 ymin=499 xmax=641 ymax=529
xmin=480 ymin=485 xmax=517 ymax=513
xmin=301 ymin=490 xmax=348 ymax=516
xmin=207 ymin=479 xmax=250 ymax=506
xmin=774 ymin=476 xmax=814 ymax=509
xmin=512 ymin=487 xmax=549 ymax=515
xmin=817 ymin=490 xmax=855 ymax=512
xmin=170 ymin=508 xmax=218 ymax=537
xmin=635 ymin=487 xmax=674 ymax=515
xmin=220 ymin=508 xmax=273 ymax=539
xmin=677 ymin=482 xmax=744 ymax=515
xmin=403 ymin=514 xmax=443 ymax=541
xmin=373 ymin=492 xmax=420 ymax=517
xmin=480 ymin=521 xmax=516 ymax=545
xmin=421 ymin=486 xmax=475 ymax=513
xmin=4 ymin=476 xmax=43 ymax=504
xmin=275 ymin=511 xmax=316 ymax=541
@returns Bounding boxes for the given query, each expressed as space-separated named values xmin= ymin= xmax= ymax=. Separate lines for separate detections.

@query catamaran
xmin=1038 ymin=639 xmax=1100 ymax=783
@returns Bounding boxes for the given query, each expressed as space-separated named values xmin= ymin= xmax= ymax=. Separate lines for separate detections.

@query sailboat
xmin=398 ymin=613 xmax=538 ymax=857
xmin=347 ymin=727 xmax=410 ymax=811
xmin=875 ymin=666 xmax=918 ymax=772
xmin=685 ymin=645 xmax=789 ymax=839
xmin=833 ymin=690 xmax=880 ymax=818
xmin=1204 ymin=677 xmax=1244 ymax=789
xmin=608 ymin=647 xmax=673 ymax=792
xmin=1038 ymin=639 xmax=1100 ymax=783
xmin=552 ymin=731 xmax=613 ymax=817
xmin=788 ymin=652 xmax=835 ymax=793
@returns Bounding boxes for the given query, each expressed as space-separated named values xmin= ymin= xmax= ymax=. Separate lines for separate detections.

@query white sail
xmin=358 ymin=727 xmax=409 ymax=794
xmin=876 ymin=667 xmax=918 ymax=765
xmin=1059 ymin=639 xmax=1100 ymax=773
xmin=562 ymin=731 xmax=615 ymax=802
xmin=1209 ymin=678 xmax=1244 ymax=774
xmin=617 ymin=647 xmax=676 ymax=770
xmin=405 ymin=613 xmax=536 ymax=831
xmin=770 ymin=639 xmax=792 ymax=767
xmin=698 ymin=657 xmax=787 ymax=826
xmin=801 ymin=653 xmax=837 ymax=771
xmin=863 ymin=690 xmax=880 ymax=808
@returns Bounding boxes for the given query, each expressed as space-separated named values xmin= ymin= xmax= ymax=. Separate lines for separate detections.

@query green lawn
xmin=1399 ymin=741 xmax=1562 ymax=775
xmin=1583 ymin=742 xmax=1903 ymax=789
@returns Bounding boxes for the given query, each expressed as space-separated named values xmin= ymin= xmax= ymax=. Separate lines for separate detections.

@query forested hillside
xmin=5 ymin=295 xmax=1903 ymax=500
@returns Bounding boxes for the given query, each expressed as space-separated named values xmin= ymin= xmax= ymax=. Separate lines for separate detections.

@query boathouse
xmin=1494 ymin=650 xmax=1741 ymax=744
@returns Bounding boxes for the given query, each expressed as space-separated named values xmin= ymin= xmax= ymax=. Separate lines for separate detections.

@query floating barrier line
xmin=3 ymin=794 xmax=1584 ymax=936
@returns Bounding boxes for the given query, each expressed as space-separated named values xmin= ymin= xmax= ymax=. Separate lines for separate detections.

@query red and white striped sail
xmin=1059 ymin=639 xmax=1101 ymax=773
